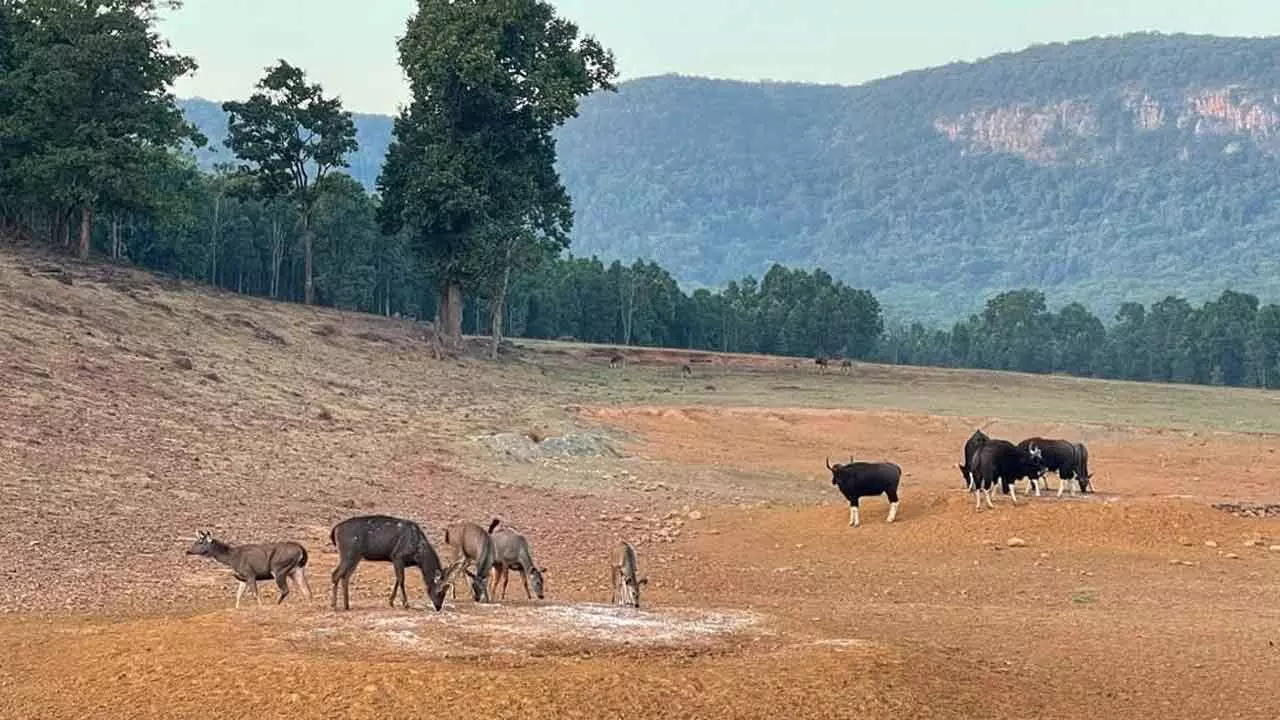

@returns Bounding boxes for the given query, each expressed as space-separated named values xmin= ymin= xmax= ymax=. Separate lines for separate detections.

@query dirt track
xmin=3 ymin=251 xmax=1280 ymax=719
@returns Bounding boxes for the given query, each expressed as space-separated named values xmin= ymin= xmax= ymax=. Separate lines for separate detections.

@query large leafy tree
xmin=1 ymin=0 xmax=201 ymax=256
xmin=379 ymin=0 xmax=616 ymax=356
xmin=223 ymin=60 xmax=358 ymax=305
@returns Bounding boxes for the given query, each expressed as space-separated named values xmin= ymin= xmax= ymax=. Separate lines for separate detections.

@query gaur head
xmin=825 ymin=457 xmax=844 ymax=483
xmin=528 ymin=566 xmax=547 ymax=600
xmin=956 ymin=463 xmax=970 ymax=486
xmin=1078 ymin=472 xmax=1093 ymax=494
xmin=186 ymin=530 xmax=217 ymax=556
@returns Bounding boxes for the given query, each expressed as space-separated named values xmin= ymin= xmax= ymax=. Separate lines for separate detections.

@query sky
xmin=160 ymin=1 xmax=1280 ymax=115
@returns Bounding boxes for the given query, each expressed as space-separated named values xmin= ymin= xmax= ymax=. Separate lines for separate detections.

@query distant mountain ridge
xmin=179 ymin=32 xmax=1280 ymax=322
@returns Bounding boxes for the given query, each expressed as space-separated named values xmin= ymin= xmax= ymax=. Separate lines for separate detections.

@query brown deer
xmin=442 ymin=518 xmax=500 ymax=602
xmin=609 ymin=541 xmax=648 ymax=608
xmin=186 ymin=531 xmax=312 ymax=609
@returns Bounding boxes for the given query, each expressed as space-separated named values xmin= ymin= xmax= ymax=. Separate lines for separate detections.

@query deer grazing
xmin=609 ymin=353 xmax=625 ymax=369
xmin=328 ymin=514 xmax=457 ymax=612
xmin=185 ymin=531 xmax=312 ymax=609
xmin=442 ymin=518 xmax=500 ymax=602
xmin=609 ymin=541 xmax=647 ymax=608
xmin=489 ymin=528 xmax=546 ymax=600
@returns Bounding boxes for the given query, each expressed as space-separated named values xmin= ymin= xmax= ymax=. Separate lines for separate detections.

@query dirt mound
xmin=474 ymin=431 xmax=623 ymax=462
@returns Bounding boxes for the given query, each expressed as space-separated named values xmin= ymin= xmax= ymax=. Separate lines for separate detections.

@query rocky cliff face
xmin=935 ymin=86 xmax=1280 ymax=163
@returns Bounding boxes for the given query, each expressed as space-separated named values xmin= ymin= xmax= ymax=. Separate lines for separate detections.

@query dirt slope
xmin=3 ymin=249 xmax=1280 ymax=719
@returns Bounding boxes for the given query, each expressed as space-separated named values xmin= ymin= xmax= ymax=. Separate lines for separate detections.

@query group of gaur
xmin=823 ymin=429 xmax=1095 ymax=526
xmin=187 ymin=514 xmax=649 ymax=612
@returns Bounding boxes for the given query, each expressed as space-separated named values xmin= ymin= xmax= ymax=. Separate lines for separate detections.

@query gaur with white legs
xmin=825 ymin=458 xmax=902 ymax=528
xmin=969 ymin=440 xmax=1046 ymax=510
xmin=328 ymin=514 xmax=457 ymax=612
xmin=1016 ymin=437 xmax=1094 ymax=496
xmin=442 ymin=518 xmax=499 ymax=602
xmin=185 ymin=531 xmax=312 ymax=609
xmin=610 ymin=540 xmax=647 ymax=608
xmin=489 ymin=528 xmax=546 ymax=600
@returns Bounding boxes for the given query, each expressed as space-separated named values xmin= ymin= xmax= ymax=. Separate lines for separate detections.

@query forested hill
xmin=180 ymin=32 xmax=1280 ymax=322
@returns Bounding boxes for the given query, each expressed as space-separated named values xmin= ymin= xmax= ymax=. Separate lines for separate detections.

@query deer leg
xmin=520 ymin=570 xmax=532 ymax=600
xmin=275 ymin=571 xmax=290 ymax=604
xmin=610 ymin=567 xmax=617 ymax=604
xmin=390 ymin=562 xmax=407 ymax=608
xmin=331 ymin=557 xmax=357 ymax=611
xmin=246 ymin=578 xmax=261 ymax=607
xmin=501 ymin=567 xmax=511 ymax=600
xmin=296 ymin=566 xmax=314 ymax=602
xmin=235 ymin=580 xmax=246 ymax=609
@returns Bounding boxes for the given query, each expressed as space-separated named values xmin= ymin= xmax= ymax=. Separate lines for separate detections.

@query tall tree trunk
xmin=110 ymin=214 xmax=121 ymax=260
xmin=435 ymin=282 xmax=464 ymax=355
xmin=489 ymin=262 xmax=513 ymax=360
xmin=209 ymin=192 xmax=221 ymax=284
xmin=269 ymin=215 xmax=282 ymax=298
xmin=77 ymin=205 xmax=92 ymax=259
xmin=302 ymin=209 xmax=315 ymax=305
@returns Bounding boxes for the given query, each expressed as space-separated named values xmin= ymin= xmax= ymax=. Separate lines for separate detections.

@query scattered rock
xmin=1204 ymin=540 xmax=1218 ymax=549
xmin=1006 ymin=537 xmax=1028 ymax=548
xmin=1269 ymin=545 xmax=1280 ymax=553
xmin=1178 ymin=538 xmax=1193 ymax=547
xmin=172 ymin=355 xmax=194 ymax=371
xmin=1225 ymin=553 xmax=1241 ymax=560
xmin=688 ymin=510 xmax=704 ymax=521
xmin=474 ymin=432 xmax=621 ymax=462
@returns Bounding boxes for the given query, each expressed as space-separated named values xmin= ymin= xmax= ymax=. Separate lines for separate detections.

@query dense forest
xmin=5 ymin=6 xmax=1280 ymax=390
xmin=183 ymin=33 xmax=1280 ymax=323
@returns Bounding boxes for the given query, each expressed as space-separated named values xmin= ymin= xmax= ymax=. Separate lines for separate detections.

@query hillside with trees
xmin=7 ymin=6 xmax=1280 ymax=390
xmin=182 ymin=33 xmax=1280 ymax=323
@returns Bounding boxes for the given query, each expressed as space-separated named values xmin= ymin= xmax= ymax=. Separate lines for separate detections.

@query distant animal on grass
xmin=609 ymin=353 xmax=625 ymax=369
xmin=840 ymin=359 xmax=852 ymax=374
xmin=825 ymin=458 xmax=901 ymax=527
xmin=328 ymin=515 xmax=457 ymax=612
xmin=490 ymin=528 xmax=546 ymax=600
xmin=442 ymin=518 xmax=500 ymax=602
xmin=681 ymin=363 xmax=692 ymax=378
xmin=815 ymin=356 xmax=829 ymax=373
xmin=185 ymin=531 xmax=312 ymax=609
xmin=969 ymin=440 xmax=1047 ymax=510
xmin=1017 ymin=437 xmax=1093 ymax=496
xmin=610 ymin=541 xmax=647 ymax=608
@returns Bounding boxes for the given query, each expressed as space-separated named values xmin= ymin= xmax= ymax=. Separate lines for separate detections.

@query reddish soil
xmin=3 ymin=250 xmax=1280 ymax=719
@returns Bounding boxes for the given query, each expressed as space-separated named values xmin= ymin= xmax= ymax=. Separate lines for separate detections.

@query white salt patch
xmin=292 ymin=602 xmax=761 ymax=656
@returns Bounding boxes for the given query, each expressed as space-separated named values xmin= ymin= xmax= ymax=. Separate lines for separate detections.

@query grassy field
xmin=2 ymin=248 xmax=1279 ymax=719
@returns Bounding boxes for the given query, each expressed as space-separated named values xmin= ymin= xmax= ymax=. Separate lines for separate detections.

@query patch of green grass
xmin=1071 ymin=588 xmax=1099 ymax=605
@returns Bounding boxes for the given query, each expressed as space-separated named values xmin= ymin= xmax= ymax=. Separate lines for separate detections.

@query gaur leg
xmin=848 ymin=498 xmax=861 ymax=528
xmin=885 ymin=489 xmax=900 ymax=523
xmin=1007 ymin=479 xmax=1018 ymax=505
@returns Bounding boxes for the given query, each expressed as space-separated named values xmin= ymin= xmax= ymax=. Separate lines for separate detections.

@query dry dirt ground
xmin=3 ymin=249 xmax=1280 ymax=719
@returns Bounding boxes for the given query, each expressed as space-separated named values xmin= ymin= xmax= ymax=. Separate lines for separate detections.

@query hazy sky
xmin=160 ymin=1 xmax=1280 ymax=115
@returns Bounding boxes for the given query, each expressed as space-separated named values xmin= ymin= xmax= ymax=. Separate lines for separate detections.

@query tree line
xmin=4 ymin=4 xmax=1280 ymax=390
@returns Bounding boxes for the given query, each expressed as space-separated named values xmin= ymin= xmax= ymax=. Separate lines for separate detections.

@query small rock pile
xmin=1211 ymin=502 xmax=1280 ymax=519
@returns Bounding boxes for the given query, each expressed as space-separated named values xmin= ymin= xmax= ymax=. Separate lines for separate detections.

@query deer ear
xmin=539 ymin=567 xmax=548 ymax=574
xmin=638 ymin=576 xmax=648 ymax=586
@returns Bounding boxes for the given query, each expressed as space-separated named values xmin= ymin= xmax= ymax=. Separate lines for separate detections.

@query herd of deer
xmin=186 ymin=514 xmax=649 ymax=612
